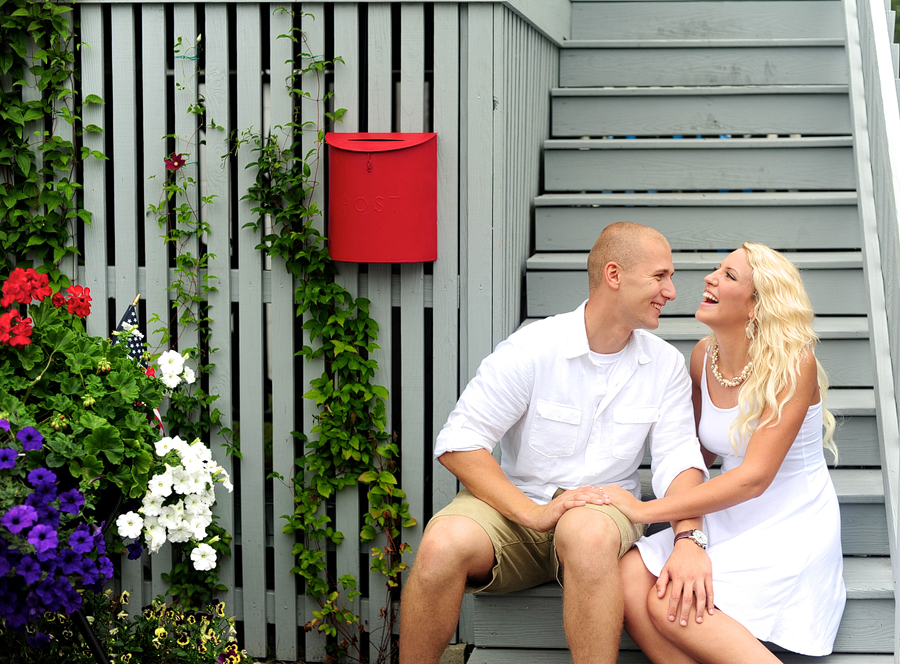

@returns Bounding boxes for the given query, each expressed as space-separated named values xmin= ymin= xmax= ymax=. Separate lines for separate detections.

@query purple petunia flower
xmin=58 ymin=489 xmax=84 ymax=515
xmin=27 ymin=632 xmax=50 ymax=648
xmin=97 ymin=555 xmax=114 ymax=580
xmin=0 ymin=447 xmax=16 ymax=470
xmin=126 ymin=540 xmax=143 ymax=561
xmin=27 ymin=524 xmax=58 ymax=553
xmin=0 ymin=419 xmax=9 ymax=432
xmin=16 ymin=427 xmax=43 ymax=451
xmin=69 ymin=525 xmax=93 ymax=554
xmin=57 ymin=548 xmax=80 ymax=575
xmin=1 ymin=504 xmax=38 ymax=534
xmin=0 ymin=556 xmax=9 ymax=576
xmin=31 ymin=482 xmax=57 ymax=505
xmin=17 ymin=555 xmax=41 ymax=585
xmin=79 ymin=559 xmax=99 ymax=586
xmin=27 ymin=467 xmax=56 ymax=487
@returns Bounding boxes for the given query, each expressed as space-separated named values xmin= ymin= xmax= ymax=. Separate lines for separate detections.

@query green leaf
xmin=83 ymin=424 xmax=124 ymax=464
xmin=83 ymin=93 xmax=104 ymax=105
xmin=71 ymin=454 xmax=104 ymax=482
xmin=79 ymin=411 xmax=108 ymax=430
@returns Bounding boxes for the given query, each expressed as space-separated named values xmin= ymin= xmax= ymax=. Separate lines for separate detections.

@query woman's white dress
xmin=634 ymin=360 xmax=846 ymax=656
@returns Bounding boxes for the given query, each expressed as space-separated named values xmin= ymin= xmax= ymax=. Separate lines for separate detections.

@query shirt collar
xmin=563 ymin=300 xmax=653 ymax=366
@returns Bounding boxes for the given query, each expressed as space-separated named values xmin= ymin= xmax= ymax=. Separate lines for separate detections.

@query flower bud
xmin=83 ymin=395 xmax=96 ymax=408
xmin=97 ymin=358 xmax=111 ymax=373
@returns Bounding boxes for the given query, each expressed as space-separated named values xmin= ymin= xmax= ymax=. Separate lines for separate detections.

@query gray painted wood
xmin=366 ymin=5 xmax=394 ymax=659
xmin=235 ymin=4 xmax=266 ymax=655
xmin=139 ymin=4 xmax=173 ymax=606
xmin=332 ymin=0 xmax=364 ymax=641
xmin=79 ymin=5 xmax=107 ymax=340
xmin=543 ymin=141 xmax=856 ymax=192
xmin=400 ymin=0 xmax=427 ymax=574
xmin=535 ymin=200 xmax=861 ymax=252
xmin=432 ymin=3 xmax=462 ymax=514
xmin=570 ymin=1 xmax=845 ymax=41
xmin=172 ymin=4 xmax=200 ymax=361
xmin=560 ymin=46 xmax=849 ymax=87
xmin=525 ymin=252 xmax=866 ymax=317
xmin=202 ymin=1 xmax=235 ymax=615
xmin=552 ymin=90 xmax=852 ymax=137
xmin=299 ymin=6 xmax=329 ymax=660
xmin=110 ymin=4 xmax=142 ymax=613
xmin=268 ymin=5 xmax=297 ymax=660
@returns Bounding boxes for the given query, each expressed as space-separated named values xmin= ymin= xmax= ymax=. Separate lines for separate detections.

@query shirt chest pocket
xmin=529 ymin=400 xmax=582 ymax=458
xmin=612 ymin=406 xmax=659 ymax=460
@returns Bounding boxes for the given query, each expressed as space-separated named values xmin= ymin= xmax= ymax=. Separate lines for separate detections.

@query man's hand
xmin=658 ymin=539 xmax=714 ymax=626
xmin=523 ymin=486 xmax=610 ymax=532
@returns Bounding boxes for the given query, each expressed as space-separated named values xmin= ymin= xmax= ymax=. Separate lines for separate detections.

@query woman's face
xmin=696 ymin=248 xmax=756 ymax=329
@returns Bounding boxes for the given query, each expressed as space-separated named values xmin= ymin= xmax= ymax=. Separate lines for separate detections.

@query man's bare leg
xmin=399 ymin=515 xmax=495 ymax=664
xmin=555 ymin=507 xmax=624 ymax=664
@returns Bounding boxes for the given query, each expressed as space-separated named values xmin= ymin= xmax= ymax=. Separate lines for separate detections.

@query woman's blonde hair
xmin=706 ymin=242 xmax=837 ymax=461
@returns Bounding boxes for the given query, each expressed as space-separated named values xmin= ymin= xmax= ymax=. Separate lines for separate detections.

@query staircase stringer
xmin=843 ymin=0 xmax=900 ymax=659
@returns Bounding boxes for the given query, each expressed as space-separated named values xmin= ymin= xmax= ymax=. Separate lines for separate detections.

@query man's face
xmin=616 ymin=238 xmax=676 ymax=331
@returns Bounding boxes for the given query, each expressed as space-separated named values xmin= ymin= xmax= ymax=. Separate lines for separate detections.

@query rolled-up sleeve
xmin=434 ymin=337 xmax=535 ymax=457
xmin=648 ymin=352 xmax=709 ymax=498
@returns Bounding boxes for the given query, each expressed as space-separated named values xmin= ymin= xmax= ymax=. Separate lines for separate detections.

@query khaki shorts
xmin=431 ymin=488 xmax=644 ymax=594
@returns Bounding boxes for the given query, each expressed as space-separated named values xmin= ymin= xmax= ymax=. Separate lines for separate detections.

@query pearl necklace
xmin=710 ymin=344 xmax=753 ymax=388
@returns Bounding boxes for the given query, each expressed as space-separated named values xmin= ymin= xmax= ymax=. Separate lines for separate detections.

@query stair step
xmin=543 ymin=137 xmax=855 ymax=192
xmin=552 ymin=86 xmax=851 ymax=137
xmin=560 ymin=45 xmax=847 ymax=87
xmin=570 ymin=1 xmax=844 ymax=42
xmin=525 ymin=252 xmax=865 ymax=317
xmin=471 ymin=559 xmax=893 ymax=653
xmin=562 ymin=39 xmax=845 ymax=48
xmin=533 ymin=192 xmax=861 ymax=252
xmin=468 ymin=649 xmax=894 ymax=664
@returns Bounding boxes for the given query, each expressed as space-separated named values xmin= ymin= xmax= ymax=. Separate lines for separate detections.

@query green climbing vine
xmin=234 ymin=9 xmax=415 ymax=662
xmin=0 ymin=0 xmax=99 ymax=285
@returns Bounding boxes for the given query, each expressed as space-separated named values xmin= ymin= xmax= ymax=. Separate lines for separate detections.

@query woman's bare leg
xmin=620 ymin=549 xmax=700 ymax=664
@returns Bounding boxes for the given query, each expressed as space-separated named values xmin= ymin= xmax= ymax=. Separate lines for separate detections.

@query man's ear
xmin=605 ymin=262 xmax=622 ymax=290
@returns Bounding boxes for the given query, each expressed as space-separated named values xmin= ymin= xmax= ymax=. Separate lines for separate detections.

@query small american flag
xmin=114 ymin=295 xmax=148 ymax=368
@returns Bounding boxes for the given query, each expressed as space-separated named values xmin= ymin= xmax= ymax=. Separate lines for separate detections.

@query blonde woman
xmin=602 ymin=243 xmax=845 ymax=662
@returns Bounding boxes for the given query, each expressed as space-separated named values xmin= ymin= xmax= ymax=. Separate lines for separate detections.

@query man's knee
xmin=555 ymin=507 xmax=621 ymax=565
xmin=413 ymin=515 xmax=495 ymax=581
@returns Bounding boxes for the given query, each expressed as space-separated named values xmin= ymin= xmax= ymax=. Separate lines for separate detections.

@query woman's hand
xmin=601 ymin=484 xmax=648 ymax=523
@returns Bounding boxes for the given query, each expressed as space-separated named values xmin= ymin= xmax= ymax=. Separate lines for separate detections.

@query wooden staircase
xmin=470 ymin=1 xmax=895 ymax=661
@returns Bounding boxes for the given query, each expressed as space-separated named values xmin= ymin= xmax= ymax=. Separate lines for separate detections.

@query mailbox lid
xmin=325 ymin=132 xmax=436 ymax=153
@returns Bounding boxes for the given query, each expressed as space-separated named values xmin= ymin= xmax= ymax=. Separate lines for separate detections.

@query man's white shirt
xmin=435 ymin=302 xmax=709 ymax=505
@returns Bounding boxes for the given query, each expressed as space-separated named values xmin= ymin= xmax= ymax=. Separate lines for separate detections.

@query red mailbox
xmin=325 ymin=132 xmax=437 ymax=263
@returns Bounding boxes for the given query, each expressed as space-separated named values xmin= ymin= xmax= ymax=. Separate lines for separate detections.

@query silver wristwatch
xmin=674 ymin=528 xmax=708 ymax=549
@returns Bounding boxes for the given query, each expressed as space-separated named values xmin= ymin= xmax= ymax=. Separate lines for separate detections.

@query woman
xmin=602 ymin=242 xmax=845 ymax=662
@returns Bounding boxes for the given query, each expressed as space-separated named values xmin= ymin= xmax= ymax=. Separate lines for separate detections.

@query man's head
xmin=587 ymin=222 xmax=675 ymax=331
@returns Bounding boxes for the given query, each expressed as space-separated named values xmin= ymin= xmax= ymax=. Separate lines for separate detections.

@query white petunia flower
xmin=190 ymin=543 xmax=217 ymax=571
xmin=158 ymin=350 xmax=185 ymax=376
xmin=158 ymin=504 xmax=184 ymax=530
xmin=141 ymin=493 xmax=165 ymax=517
xmin=116 ymin=512 xmax=144 ymax=539
xmin=171 ymin=467 xmax=193 ymax=495
xmin=182 ymin=366 xmax=196 ymax=384
xmin=155 ymin=437 xmax=178 ymax=457
xmin=183 ymin=494 xmax=207 ymax=515
xmin=166 ymin=526 xmax=193 ymax=543
xmin=147 ymin=469 xmax=173 ymax=497
xmin=161 ymin=373 xmax=181 ymax=389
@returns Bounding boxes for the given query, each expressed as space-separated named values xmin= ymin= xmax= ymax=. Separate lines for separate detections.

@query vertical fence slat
xmin=204 ymin=0 xmax=235 ymax=616
xmin=141 ymin=3 xmax=173 ymax=604
xmin=300 ymin=4 xmax=328 ymax=661
xmin=80 ymin=5 xmax=107 ymax=339
xmin=399 ymin=0 xmax=426 ymax=575
xmin=331 ymin=1 xmax=362 ymax=623
xmin=465 ymin=4 xmax=494 ymax=370
xmin=365 ymin=4 xmax=393 ymax=658
xmin=235 ymin=3 xmax=267 ymax=656
xmin=172 ymin=5 xmax=200 ymax=360
xmin=55 ymin=10 xmax=77 ymax=283
xmin=431 ymin=1 xmax=460 ymax=516
xmin=268 ymin=4 xmax=298 ymax=660
xmin=110 ymin=4 xmax=142 ymax=610
xmin=491 ymin=4 xmax=506 ymax=345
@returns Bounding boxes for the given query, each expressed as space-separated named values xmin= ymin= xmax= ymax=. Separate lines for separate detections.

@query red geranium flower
xmin=145 ymin=366 xmax=156 ymax=378
xmin=0 ymin=268 xmax=51 ymax=307
xmin=65 ymin=285 xmax=92 ymax=318
xmin=165 ymin=153 xmax=186 ymax=171
xmin=0 ymin=310 xmax=33 ymax=347
xmin=52 ymin=292 xmax=66 ymax=308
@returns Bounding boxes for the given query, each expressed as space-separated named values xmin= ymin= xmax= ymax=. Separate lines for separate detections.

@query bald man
xmin=400 ymin=223 xmax=711 ymax=664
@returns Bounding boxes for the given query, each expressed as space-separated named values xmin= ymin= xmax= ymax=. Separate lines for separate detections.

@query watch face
xmin=693 ymin=530 xmax=708 ymax=547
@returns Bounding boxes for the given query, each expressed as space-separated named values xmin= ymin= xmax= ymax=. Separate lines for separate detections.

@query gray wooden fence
xmin=850 ymin=0 xmax=900 ymax=657
xmin=71 ymin=1 xmax=560 ymax=660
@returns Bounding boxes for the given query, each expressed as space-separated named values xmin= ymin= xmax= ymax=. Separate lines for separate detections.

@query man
xmin=399 ymin=222 xmax=712 ymax=664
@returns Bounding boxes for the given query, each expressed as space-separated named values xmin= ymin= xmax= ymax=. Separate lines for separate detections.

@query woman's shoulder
xmin=689 ymin=338 xmax=709 ymax=384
